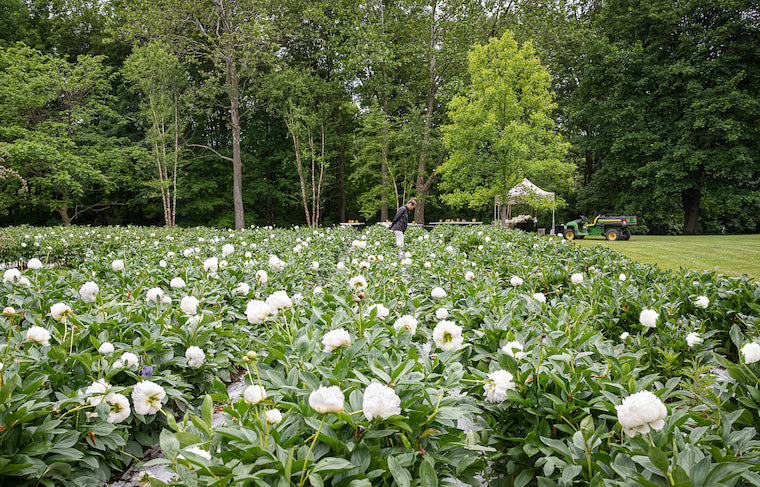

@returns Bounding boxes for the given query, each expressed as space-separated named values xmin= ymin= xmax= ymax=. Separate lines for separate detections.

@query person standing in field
xmin=389 ymin=197 xmax=417 ymax=248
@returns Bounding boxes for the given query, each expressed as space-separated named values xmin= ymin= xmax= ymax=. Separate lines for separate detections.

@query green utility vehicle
xmin=562 ymin=215 xmax=637 ymax=241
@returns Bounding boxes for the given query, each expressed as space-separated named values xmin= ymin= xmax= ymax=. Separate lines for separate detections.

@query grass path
xmin=568 ymin=234 xmax=760 ymax=279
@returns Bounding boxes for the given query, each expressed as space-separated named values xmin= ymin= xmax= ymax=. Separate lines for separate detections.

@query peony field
xmin=2 ymin=223 xmax=760 ymax=487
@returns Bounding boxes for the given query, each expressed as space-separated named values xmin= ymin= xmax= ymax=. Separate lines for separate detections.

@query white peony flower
xmin=121 ymin=352 xmax=139 ymax=368
xmin=313 ymin=286 xmax=323 ymax=294
xmin=363 ymin=382 xmax=401 ymax=421
xmin=268 ymin=255 xmax=286 ymax=271
xmin=368 ymin=304 xmax=389 ymax=319
xmin=85 ymin=379 xmax=112 ymax=406
xmin=98 ymin=342 xmax=115 ymax=354
xmin=222 ymin=244 xmax=234 ymax=256
xmin=3 ymin=268 xmax=21 ymax=283
xmin=78 ymin=281 xmax=99 ymax=303
xmin=246 ymin=300 xmax=272 ymax=324
xmin=741 ymin=342 xmax=760 ymax=364
xmin=349 ymin=275 xmax=368 ymax=290
xmin=620 ymin=332 xmax=630 ymax=340
xmin=185 ymin=346 xmax=205 ymax=367
xmin=180 ymin=296 xmax=200 ymax=315
xmin=337 ymin=261 xmax=346 ymax=271
xmin=131 ymin=381 xmax=166 ymax=415
xmin=105 ymin=393 xmax=131 ymax=423
xmin=619 ymin=273 xmax=627 ymax=281
xmin=203 ymin=257 xmax=218 ymax=273
xmin=50 ymin=302 xmax=72 ymax=321
xmin=393 ymin=315 xmax=418 ymax=334
xmin=146 ymin=287 xmax=164 ymax=303
xmin=27 ymin=258 xmax=43 ymax=270
xmin=111 ymin=259 xmax=125 ymax=271
xmin=309 ymin=385 xmax=345 ymax=414
xmin=571 ymin=273 xmax=584 ymax=285
xmin=3 ymin=306 xmax=16 ymax=316
xmin=464 ymin=271 xmax=475 ymax=281
xmin=433 ymin=320 xmax=464 ymax=351
xmin=323 ymin=328 xmax=351 ymax=352
xmin=26 ymin=325 xmax=50 ymax=346
xmin=616 ymin=390 xmax=667 ymax=437
xmin=265 ymin=408 xmax=283 ymax=424
xmin=236 ymin=282 xmax=250 ymax=294
xmin=170 ymin=277 xmax=186 ymax=289
xmin=400 ymin=258 xmax=412 ymax=266
xmin=435 ymin=307 xmax=449 ymax=320
xmin=502 ymin=341 xmax=527 ymax=360
xmin=312 ymin=261 xmax=320 ymax=270
xmin=510 ymin=276 xmax=523 ymax=287
xmin=266 ymin=291 xmax=292 ymax=311
xmin=243 ymin=385 xmax=266 ymax=405
xmin=484 ymin=370 xmax=516 ymax=403
xmin=686 ymin=332 xmax=702 ymax=347
xmin=639 ymin=309 xmax=659 ymax=329
xmin=431 ymin=287 xmax=447 ymax=299
xmin=532 ymin=292 xmax=546 ymax=303
xmin=255 ymin=270 xmax=269 ymax=283
xmin=159 ymin=260 xmax=167 ymax=268
xmin=183 ymin=248 xmax=193 ymax=258
xmin=694 ymin=296 xmax=710 ymax=309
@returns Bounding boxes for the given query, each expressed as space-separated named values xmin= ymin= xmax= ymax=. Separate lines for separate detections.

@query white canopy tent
xmin=494 ymin=178 xmax=557 ymax=233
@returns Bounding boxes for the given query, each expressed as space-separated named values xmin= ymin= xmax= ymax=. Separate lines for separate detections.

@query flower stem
xmin=299 ymin=415 xmax=326 ymax=487
xmin=742 ymin=362 xmax=760 ymax=387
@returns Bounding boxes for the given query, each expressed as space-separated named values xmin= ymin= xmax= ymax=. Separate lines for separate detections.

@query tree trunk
xmin=227 ymin=56 xmax=245 ymax=230
xmin=58 ymin=200 xmax=72 ymax=227
xmin=379 ymin=1 xmax=389 ymax=222
xmin=584 ymin=149 xmax=595 ymax=185
xmin=335 ymin=106 xmax=346 ymax=222
xmin=414 ymin=2 xmax=439 ymax=225
xmin=171 ymin=97 xmax=179 ymax=227
xmin=682 ymin=186 xmax=701 ymax=235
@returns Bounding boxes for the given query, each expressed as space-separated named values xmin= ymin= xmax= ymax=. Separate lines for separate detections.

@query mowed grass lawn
xmin=569 ymin=234 xmax=760 ymax=280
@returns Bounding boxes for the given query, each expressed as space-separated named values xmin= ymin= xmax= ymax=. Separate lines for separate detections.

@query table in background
xmin=340 ymin=222 xmax=365 ymax=228
xmin=376 ymin=222 xmax=424 ymax=228
xmin=428 ymin=221 xmax=483 ymax=226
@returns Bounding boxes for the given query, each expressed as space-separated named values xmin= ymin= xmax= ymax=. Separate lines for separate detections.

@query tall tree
xmin=583 ymin=0 xmax=760 ymax=233
xmin=266 ymin=0 xmax=359 ymax=224
xmin=439 ymin=31 xmax=572 ymax=219
xmin=0 ymin=45 xmax=139 ymax=225
xmin=123 ymin=41 xmax=189 ymax=227
xmin=262 ymin=68 xmax=338 ymax=226
xmin=350 ymin=0 xmax=484 ymax=224
xmin=118 ymin=0 xmax=274 ymax=230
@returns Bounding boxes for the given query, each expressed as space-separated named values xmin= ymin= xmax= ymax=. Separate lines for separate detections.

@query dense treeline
xmin=1 ymin=0 xmax=758 ymax=233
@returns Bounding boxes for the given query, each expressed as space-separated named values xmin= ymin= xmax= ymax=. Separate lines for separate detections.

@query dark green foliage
xmin=576 ymin=0 xmax=760 ymax=234
xmin=1 ymin=0 xmax=759 ymax=231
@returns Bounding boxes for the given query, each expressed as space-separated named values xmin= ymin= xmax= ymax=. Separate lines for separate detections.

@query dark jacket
xmin=389 ymin=205 xmax=409 ymax=232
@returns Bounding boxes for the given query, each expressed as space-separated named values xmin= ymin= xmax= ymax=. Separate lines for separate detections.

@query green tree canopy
xmin=123 ymin=41 xmax=190 ymax=226
xmin=439 ymin=31 xmax=573 ymax=213
xmin=0 ymin=44 xmax=141 ymax=225
xmin=579 ymin=0 xmax=760 ymax=234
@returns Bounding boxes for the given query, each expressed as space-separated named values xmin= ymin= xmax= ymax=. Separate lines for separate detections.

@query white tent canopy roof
xmin=507 ymin=178 xmax=555 ymax=203
xmin=495 ymin=178 xmax=555 ymax=205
